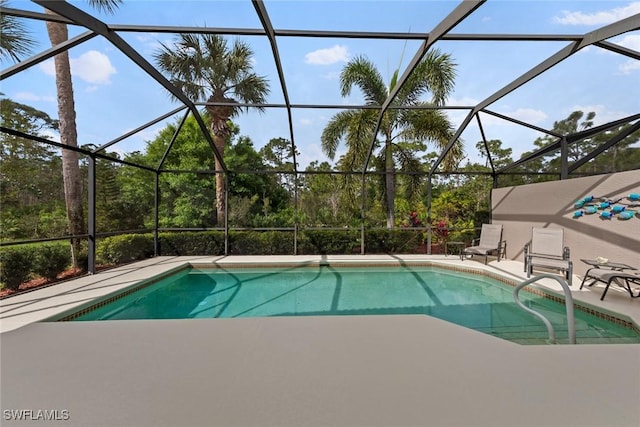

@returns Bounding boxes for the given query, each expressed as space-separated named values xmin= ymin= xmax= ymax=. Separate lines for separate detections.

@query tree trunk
xmin=385 ymin=139 xmax=395 ymax=228
xmin=213 ymin=131 xmax=226 ymax=226
xmin=45 ymin=11 xmax=84 ymax=268
xmin=207 ymin=96 xmax=234 ymax=227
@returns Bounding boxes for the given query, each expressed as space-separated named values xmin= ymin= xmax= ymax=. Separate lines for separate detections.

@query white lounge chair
xmin=524 ymin=227 xmax=573 ymax=286
xmin=579 ymin=268 xmax=640 ymax=301
xmin=462 ymin=224 xmax=505 ymax=265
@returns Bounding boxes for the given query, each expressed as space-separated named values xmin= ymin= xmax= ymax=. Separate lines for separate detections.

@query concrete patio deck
xmin=1 ymin=255 xmax=639 ymax=426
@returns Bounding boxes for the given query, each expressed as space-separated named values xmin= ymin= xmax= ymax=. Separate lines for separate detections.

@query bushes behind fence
xmin=1 ymin=228 xmax=455 ymax=291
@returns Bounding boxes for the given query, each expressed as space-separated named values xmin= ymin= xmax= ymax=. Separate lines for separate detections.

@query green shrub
xmin=259 ymin=231 xmax=295 ymax=255
xmin=75 ymin=249 xmax=89 ymax=272
xmin=96 ymin=234 xmax=154 ymax=264
xmin=301 ymin=229 xmax=359 ymax=255
xmin=229 ymin=231 xmax=264 ymax=255
xmin=33 ymin=243 xmax=71 ymax=280
xmin=366 ymin=229 xmax=424 ymax=253
xmin=229 ymin=231 xmax=295 ymax=255
xmin=159 ymin=232 xmax=225 ymax=256
xmin=0 ymin=247 xmax=34 ymax=291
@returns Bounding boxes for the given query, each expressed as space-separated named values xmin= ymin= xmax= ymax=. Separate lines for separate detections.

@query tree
xmin=476 ymin=139 xmax=513 ymax=170
xmin=259 ymin=137 xmax=299 ymax=195
xmin=141 ymin=115 xmax=217 ymax=228
xmin=226 ymin=136 xmax=290 ymax=227
xmin=533 ymin=111 xmax=597 ymax=164
xmin=523 ymin=110 xmax=639 ymax=179
xmin=43 ymin=0 xmax=121 ymax=267
xmin=133 ymin=115 xmax=288 ymax=228
xmin=0 ymin=0 xmax=36 ymax=62
xmin=154 ymin=34 xmax=270 ymax=225
xmin=583 ymin=124 xmax=640 ymax=174
xmin=0 ymin=97 xmax=64 ymax=239
xmin=321 ymin=51 xmax=463 ymax=228
xmin=298 ymin=161 xmax=362 ymax=227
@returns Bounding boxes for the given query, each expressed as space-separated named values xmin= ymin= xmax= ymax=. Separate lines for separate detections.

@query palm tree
xmin=0 ymin=0 xmax=36 ymax=62
xmin=43 ymin=0 xmax=121 ymax=268
xmin=321 ymin=50 xmax=463 ymax=228
xmin=154 ymin=34 xmax=270 ymax=225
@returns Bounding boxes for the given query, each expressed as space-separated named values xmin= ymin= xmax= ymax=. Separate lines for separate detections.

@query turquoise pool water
xmin=69 ymin=265 xmax=640 ymax=345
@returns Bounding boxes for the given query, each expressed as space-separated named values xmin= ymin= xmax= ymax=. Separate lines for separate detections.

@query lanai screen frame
xmin=1 ymin=0 xmax=639 ymax=272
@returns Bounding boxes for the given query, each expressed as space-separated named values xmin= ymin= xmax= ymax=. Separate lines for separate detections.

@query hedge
xmin=1 ymin=228 xmax=455 ymax=293
xmin=96 ymin=234 xmax=154 ymax=265
xmin=0 ymin=242 xmax=71 ymax=291
xmin=158 ymin=231 xmax=225 ymax=256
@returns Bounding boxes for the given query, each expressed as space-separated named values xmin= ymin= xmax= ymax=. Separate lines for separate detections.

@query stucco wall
xmin=492 ymin=170 xmax=640 ymax=277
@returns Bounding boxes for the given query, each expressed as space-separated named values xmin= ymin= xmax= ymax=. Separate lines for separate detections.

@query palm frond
xmin=397 ymin=48 xmax=456 ymax=107
xmin=396 ymin=151 xmax=424 ymax=200
xmin=0 ymin=0 xmax=36 ymax=62
xmin=340 ymin=56 xmax=387 ymax=105
xmin=321 ymin=110 xmax=356 ymax=159
xmin=344 ymin=109 xmax=379 ymax=168
xmin=398 ymin=107 xmax=464 ymax=170
xmin=87 ymin=0 xmax=122 ymax=14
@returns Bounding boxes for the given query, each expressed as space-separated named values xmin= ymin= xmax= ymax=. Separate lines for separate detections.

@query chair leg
xmin=579 ymin=276 xmax=588 ymax=290
xmin=601 ymin=280 xmax=613 ymax=300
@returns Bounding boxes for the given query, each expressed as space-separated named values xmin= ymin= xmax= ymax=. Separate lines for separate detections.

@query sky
xmin=2 ymin=0 xmax=640 ymax=169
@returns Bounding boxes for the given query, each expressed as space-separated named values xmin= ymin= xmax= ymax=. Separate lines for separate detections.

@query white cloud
xmin=616 ymin=34 xmax=640 ymax=51
xmin=305 ymin=45 xmax=349 ymax=65
xmin=605 ymin=35 xmax=640 ymax=74
xmin=619 ymin=60 xmax=640 ymax=74
xmin=298 ymin=118 xmax=313 ymax=126
xmin=39 ymin=59 xmax=55 ymax=76
xmin=444 ymin=97 xmax=547 ymax=129
xmin=508 ymin=108 xmax=548 ymax=124
xmin=39 ymin=50 xmax=116 ymax=84
xmin=553 ymin=1 xmax=640 ymax=25
xmin=447 ymin=96 xmax=479 ymax=106
xmin=71 ymin=50 xmax=116 ymax=84
xmin=13 ymin=92 xmax=55 ymax=102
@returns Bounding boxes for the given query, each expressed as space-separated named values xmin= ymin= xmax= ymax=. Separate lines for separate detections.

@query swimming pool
xmin=61 ymin=264 xmax=640 ymax=345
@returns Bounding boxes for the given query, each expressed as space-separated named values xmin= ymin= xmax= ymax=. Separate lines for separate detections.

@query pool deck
xmin=1 ymin=255 xmax=639 ymax=426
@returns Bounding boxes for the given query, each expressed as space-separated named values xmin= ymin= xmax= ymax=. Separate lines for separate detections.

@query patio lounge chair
xmin=580 ymin=268 xmax=640 ymax=301
xmin=524 ymin=227 xmax=573 ymax=286
xmin=462 ymin=223 xmax=505 ymax=265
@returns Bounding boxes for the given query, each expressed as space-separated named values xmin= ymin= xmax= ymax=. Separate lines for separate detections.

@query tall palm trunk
xmin=212 ymin=130 xmax=226 ymax=226
xmin=384 ymin=138 xmax=395 ymax=228
xmin=45 ymin=11 xmax=84 ymax=268
xmin=207 ymin=95 xmax=235 ymax=226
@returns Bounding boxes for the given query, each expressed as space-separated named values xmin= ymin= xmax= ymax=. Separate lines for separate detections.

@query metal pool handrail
xmin=513 ymin=274 xmax=576 ymax=344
